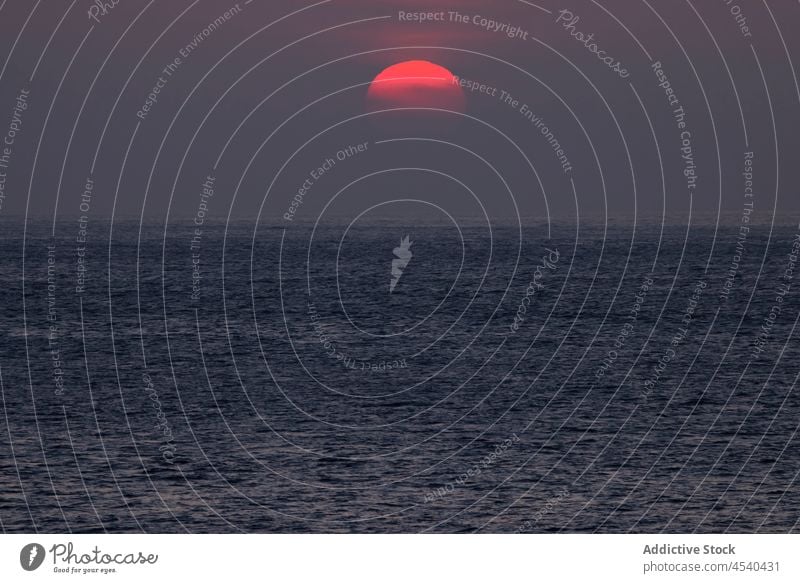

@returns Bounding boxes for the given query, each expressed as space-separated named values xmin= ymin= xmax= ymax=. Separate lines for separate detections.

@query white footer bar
xmin=1 ymin=534 xmax=796 ymax=582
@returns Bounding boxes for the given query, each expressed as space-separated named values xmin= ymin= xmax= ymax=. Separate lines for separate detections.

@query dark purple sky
xmin=0 ymin=0 xmax=798 ymax=222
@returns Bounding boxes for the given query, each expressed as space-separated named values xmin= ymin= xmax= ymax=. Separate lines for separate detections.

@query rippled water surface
xmin=1 ymin=219 xmax=798 ymax=533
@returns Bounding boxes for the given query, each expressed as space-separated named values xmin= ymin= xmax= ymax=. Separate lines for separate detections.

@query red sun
xmin=366 ymin=60 xmax=467 ymax=119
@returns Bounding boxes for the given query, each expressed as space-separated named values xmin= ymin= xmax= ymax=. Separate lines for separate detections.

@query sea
xmin=0 ymin=217 xmax=798 ymax=533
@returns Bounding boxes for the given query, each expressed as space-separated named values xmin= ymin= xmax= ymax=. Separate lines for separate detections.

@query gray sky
xmin=0 ymin=0 xmax=797 ymax=223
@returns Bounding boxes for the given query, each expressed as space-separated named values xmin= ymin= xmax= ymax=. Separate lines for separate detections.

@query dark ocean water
xmin=1 ymin=218 xmax=799 ymax=533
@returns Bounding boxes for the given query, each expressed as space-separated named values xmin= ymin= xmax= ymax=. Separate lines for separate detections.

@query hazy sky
xmin=0 ymin=0 xmax=798 ymax=222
